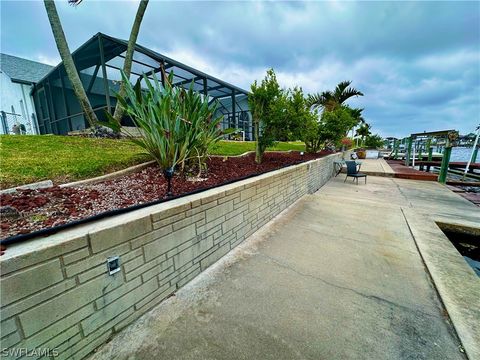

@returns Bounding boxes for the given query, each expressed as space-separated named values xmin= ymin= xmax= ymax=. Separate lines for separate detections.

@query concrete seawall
xmin=0 ymin=153 xmax=340 ymax=360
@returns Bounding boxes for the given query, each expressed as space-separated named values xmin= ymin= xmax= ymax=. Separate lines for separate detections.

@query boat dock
xmin=344 ymin=159 xmax=438 ymax=181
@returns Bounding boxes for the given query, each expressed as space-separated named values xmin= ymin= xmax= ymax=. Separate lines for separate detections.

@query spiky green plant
xmin=106 ymin=71 xmax=227 ymax=178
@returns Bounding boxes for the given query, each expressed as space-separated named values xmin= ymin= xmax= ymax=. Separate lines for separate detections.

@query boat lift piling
xmin=462 ymin=124 xmax=480 ymax=181
xmin=406 ymin=130 xmax=459 ymax=184
xmin=393 ymin=139 xmax=399 ymax=159
xmin=405 ymin=137 xmax=413 ymax=167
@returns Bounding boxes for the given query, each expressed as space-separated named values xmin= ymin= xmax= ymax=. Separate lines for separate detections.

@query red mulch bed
xmin=0 ymin=151 xmax=331 ymax=240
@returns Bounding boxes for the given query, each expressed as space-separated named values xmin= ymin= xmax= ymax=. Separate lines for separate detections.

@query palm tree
xmin=307 ymin=81 xmax=364 ymax=111
xmin=45 ymin=0 xmax=149 ymax=130
xmin=345 ymin=106 xmax=365 ymax=139
xmin=111 ymin=0 xmax=149 ymax=125
xmin=347 ymin=107 xmax=365 ymax=124
xmin=356 ymin=123 xmax=371 ymax=147
xmin=44 ymin=0 xmax=98 ymax=127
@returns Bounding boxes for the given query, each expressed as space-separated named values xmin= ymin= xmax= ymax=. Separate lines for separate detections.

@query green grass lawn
xmin=209 ymin=140 xmax=305 ymax=156
xmin=0 ymin=135 xmax=306 ymax=189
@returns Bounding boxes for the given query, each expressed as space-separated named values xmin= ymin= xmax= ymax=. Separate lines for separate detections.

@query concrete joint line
xmin=390 ymin=178 xmax=414 ymax=207
xmin=400 ymin=208 xmax=467 ymax=355
xmin=258 ymin=252 xmax=440 ymax=320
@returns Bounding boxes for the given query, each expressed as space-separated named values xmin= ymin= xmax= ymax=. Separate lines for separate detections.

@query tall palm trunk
xmin=44 ymin=0 xmax=98 ymax=127
xmin=112 ymin=0 xmax=149 ymax=125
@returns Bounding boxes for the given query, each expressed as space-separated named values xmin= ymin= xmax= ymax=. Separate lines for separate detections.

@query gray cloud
xmin=1 ymin=0 xmax=479 ymax=137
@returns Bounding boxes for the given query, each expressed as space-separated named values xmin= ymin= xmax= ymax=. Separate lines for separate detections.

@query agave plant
xmin=106 ymin=70 xmax=227 ymax=195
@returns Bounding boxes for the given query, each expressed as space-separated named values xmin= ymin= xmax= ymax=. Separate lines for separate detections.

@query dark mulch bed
xmin=0 ymin=151 xmax=331 ymax=241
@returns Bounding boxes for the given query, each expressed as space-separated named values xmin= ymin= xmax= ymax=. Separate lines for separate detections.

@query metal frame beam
xmin=231 ymin=89 xmax=237 ymax=128
xmin=173 ymin=75 xmax=203 ymax=87
xmin=208 ymin=84 xmax=230 ymax=92
xmin=45 ymin=78 xmax=57 ymax=133
xmin=101 ymin=33 xmax=249 ymax=95
xmin=98 ymin=34 xmax=111 ymax=114
xmin=58 ymin=68 xmax=73 ymax=131
xmin=105 ymin=63 xmax=144 ymax=78
xmin=144 ymin=62 xmax=174 ymax=79
xmin=203 ymin=77 xmax=208 ymax=96
xmin=212 ymin=92 xmax=234 ymax=100
xmin=116 ymin=53 xmax=159 ymax=71
xmin=86 ymin=65 xmax=100 ymax=94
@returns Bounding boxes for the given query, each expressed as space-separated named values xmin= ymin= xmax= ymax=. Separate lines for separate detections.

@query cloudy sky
xmin=1 ymin=0 xmax=479 ymax=137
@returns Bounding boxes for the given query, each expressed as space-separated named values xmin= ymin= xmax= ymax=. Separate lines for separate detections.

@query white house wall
xmin=0 ymin=72 xmax=38 ymax=134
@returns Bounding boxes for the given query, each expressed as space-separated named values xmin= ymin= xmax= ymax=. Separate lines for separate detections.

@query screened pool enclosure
xmin=31 ymin=33 xmax=252 ymax=139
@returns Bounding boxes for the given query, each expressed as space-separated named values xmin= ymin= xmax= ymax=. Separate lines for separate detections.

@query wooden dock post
xmin=438 ymin=132 xmax=457 ymax=184
xmin=405 ymin=137 xmax=413 ymax=167
xmin=394 ymin=139 xmax=399 ymax=159
xmin=426 ymin=138 xmax=433 ymax=161
xmin=438 ymin=147 xmax=451 ymax=184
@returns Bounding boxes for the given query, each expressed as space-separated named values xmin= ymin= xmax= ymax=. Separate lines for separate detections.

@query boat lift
xmin=403 ymin=129 xmax=459 ymax=184
xmin=463 ymin=124 xmax=480 ymax=180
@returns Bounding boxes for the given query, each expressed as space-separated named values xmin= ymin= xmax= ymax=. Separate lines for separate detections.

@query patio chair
xmin=344 ymin=160 xmax=367 ymax=185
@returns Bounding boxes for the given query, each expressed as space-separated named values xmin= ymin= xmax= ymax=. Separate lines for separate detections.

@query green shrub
xmin=302 ymin=106 xmax=357 ymax=153
xmin=364 ymin=134 xmax=384 ymax=148
xmin=107 ymin=71 xmax=227 ymax=177
xmin=249 ymin=69 xmax=283 ymax=163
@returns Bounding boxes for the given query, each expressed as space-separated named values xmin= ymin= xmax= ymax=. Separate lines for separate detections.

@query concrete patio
xmin=354 ymin=158 xmax=395 ymax=177
xmin=88 ymin=175 xmax=479 ymax=360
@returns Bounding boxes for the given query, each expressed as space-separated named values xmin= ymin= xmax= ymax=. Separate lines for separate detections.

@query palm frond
xmin=306 ymin=91 xmax=334 ymax=110
xmin=306 ymin=93 xmax=324 ymax=108
xmin=338 ymin=88 xmax=364 ymax=103
xmin=333 ymin=80 xmax=364 ymax=104
xmin=334 ymin=81 xmax=352 ymax=97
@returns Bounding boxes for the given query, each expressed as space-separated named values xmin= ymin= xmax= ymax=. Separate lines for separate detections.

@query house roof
xmin=0 ymin=53 xmax=54 ymax=84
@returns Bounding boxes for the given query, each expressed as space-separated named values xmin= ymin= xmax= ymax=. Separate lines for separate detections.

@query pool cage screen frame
xmin=31 ymin=33 xmax=252 ymax=139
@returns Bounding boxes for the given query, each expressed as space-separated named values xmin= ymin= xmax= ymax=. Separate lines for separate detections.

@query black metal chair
xmin=344 ymin=160 xmax=367 ymax=185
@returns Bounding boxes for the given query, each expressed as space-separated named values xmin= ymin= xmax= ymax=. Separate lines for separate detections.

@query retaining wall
xmin=0 ymin=153 xmax=340 ymax=360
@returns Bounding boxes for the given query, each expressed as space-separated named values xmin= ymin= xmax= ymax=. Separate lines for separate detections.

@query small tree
xmin=302 ymin=106 xmax=356 ymax=153
xmin=356 ymin=123 xmax=372 ymax=147
xmin=283 ymin=87 xmax=312 ymax=141
xmin=364 ymin=134 xmax=384 ymax=148
xmin=302 ymin=115 xmax=321 ymax=153
xmin=248 ymin=69 xmax=283 ymax=163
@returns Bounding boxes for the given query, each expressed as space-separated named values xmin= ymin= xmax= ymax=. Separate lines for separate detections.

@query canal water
xmin=419 ymin=147 xmax=479 ymax=182
xmin=450 ymin=147 xmax=478 ymax=162
xmin=441 ymin=229 xmax=480 ymax=277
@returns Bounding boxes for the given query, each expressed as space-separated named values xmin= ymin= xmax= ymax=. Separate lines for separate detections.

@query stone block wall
xmin=0 ymin=153 xmax=339 ymax=360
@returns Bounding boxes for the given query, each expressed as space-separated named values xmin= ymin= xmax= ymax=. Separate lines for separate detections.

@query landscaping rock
xmin=0 ymin=206 xmax=21 ymax=220
xmin=0 ymin=180 xmax=53 ymax=195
